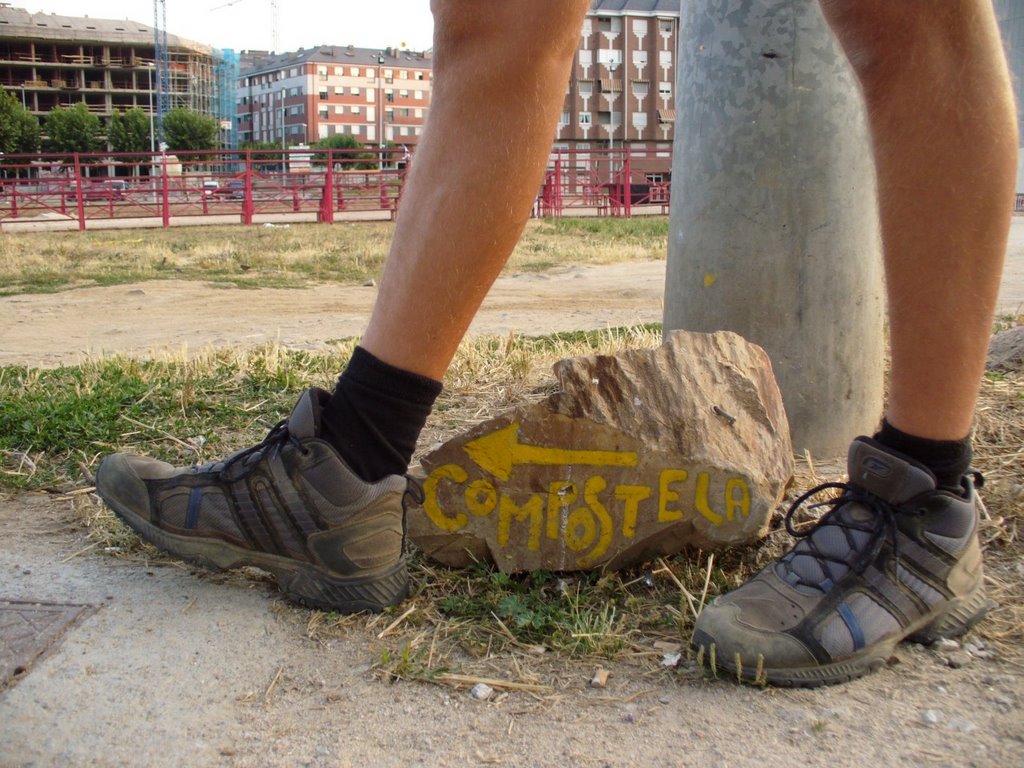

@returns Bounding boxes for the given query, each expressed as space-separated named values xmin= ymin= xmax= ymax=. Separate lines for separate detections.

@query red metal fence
xmin=0 ymin=147 xmax=673 ymax=232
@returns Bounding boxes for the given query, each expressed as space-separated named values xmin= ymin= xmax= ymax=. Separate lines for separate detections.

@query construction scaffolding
xmin=0 ymin=6 xmax=218 ymax=140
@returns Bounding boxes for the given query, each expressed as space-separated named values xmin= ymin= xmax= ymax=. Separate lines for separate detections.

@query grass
xmin=0 ymin=217 xmax=1021 ymax=692
xmin=0 ymin=217 xmax=668 ymax=296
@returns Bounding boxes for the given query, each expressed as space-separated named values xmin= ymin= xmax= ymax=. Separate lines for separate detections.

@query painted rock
xmin=408 ymin=330 xmax=794 ymax=572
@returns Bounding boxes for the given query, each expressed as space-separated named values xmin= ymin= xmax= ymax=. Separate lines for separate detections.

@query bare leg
xmin=360 ymin=0 xmax=592 ymax=380
xmin=820 ymin=0 xmax=1017 ymax=439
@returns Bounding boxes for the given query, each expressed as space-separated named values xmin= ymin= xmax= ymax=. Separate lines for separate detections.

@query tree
xmin=108 ymin=108 xmax=152 ymax=156
xmin=315 ymin=133 xmax=375 ymax=169
xmin=162 ymin=108 xmax=218 ymax=153
xmin=45 ymin=102 xmax=102 ymax=156
xmin=0 ymin=88 xmax=42 ymax=165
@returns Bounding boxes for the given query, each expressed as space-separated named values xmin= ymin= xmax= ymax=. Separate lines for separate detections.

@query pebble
xmin=931 ymin=638 xmax=960 ymax=652
xmin=920 ymin=709 xmax=944 ymax=726
xmin=469 ymin=683 xmax=494 ymax=701
xmin=948 ymin=718 xmax=977 ymax=734
xmin=944 ymin=651 xmax=971 ymax=669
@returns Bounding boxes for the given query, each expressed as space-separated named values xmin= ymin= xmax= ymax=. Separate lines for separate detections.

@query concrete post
xmin=664 ymin=0 xmax=885 ymax=457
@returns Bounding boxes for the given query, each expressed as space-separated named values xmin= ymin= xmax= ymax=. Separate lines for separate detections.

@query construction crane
xmin=211 ymin=0 xmax=281 ymax=53
xmin=153 ymin=0 xmax=169 ymax=145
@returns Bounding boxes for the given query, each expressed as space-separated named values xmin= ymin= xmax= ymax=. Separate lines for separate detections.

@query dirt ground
xmin=1 ymin=227 xmax=1023 ymax=767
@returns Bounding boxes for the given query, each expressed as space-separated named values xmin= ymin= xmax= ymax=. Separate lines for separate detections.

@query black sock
xmin=320 ymin=346 xmax=442 ymax=482
xmin=874 ymin=418 xmax=972 ymax=489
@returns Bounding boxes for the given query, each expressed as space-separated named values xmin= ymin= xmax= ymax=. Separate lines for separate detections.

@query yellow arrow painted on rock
xmin=463 ymin=422 xmax=638 ymax=481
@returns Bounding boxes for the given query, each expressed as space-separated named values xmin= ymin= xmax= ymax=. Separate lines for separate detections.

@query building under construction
xmin=0 ymin=4 xmax=227 ymax=144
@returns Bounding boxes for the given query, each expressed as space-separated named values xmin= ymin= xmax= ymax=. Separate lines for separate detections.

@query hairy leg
xmin=360 ymin=0 xmax=591 ymax=380
xmin=820 ymin=0 xmax=1017 ymax=439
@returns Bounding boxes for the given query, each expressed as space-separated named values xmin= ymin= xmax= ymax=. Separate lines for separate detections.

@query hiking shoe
xmin=96 ymin=388 xmax=410 ymax=613
xmin=692 ymin=437 xmax=993 ymax=687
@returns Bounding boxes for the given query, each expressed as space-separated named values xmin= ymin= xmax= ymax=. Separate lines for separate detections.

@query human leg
xmin=692 ymin=1 xmax=1016 ymax=686
xmin=319 ymin=0 xmax=591 ymax=482
xmin=96 ymin=0 xmax=592 ymax=612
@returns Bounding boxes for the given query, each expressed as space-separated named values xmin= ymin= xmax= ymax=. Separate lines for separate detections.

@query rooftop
xmin=0 ymin=5 xmax=211 ymax=54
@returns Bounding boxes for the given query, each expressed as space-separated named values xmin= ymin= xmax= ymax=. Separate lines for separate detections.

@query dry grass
xmin=0 ymin=218 xmax=667 ymax=296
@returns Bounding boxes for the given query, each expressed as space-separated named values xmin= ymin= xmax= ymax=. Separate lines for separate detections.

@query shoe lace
xmin=200 ymin=419 xmax=310 ymax=482
xmin=779 ymin=481 xmax=899 ymax=593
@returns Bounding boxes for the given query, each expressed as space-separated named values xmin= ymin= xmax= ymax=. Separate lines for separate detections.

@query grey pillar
xmin=664 ymin=0 xmax=885 ymax=457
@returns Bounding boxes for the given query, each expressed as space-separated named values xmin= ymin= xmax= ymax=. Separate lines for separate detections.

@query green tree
xmin=0 ymin=88 xmax=42 ymax=167
xmin=44 ymin=102 xmax=102 ymax=156
xmin=162 ymin=108 xmax=218 ymax=153
xmin=108 ymin=107 xmax=152 ymax=156
xmin=315 ymin=133 xmax=375 ymax=169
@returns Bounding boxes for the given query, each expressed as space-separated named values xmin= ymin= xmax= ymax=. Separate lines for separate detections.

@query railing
xmin=0 ymin=147 xmax=674 ymax=231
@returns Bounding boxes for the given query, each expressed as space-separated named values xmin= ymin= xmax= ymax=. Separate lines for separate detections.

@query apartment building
xmin=558 ymin=0 xmax=681 ymax=158
xmin=0 ymin=5 xmax=223 ymax=141
xmin=236 ymin=45 xmax=433 ymax=148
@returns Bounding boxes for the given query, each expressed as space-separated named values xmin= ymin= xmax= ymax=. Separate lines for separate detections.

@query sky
xmin=21 ymin=1 xmax=436 ymax=53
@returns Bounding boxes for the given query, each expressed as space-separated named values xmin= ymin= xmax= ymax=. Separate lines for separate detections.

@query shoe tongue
xmin=846 ymin=436 xmax=936 ymax=504
xmin=286 ymin=387 xmax=330 ymax=440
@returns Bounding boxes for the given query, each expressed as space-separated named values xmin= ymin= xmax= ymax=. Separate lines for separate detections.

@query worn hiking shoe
xmin=96 ymin=387 xmax=410 ymax=613
xmin=692 ymin=437 xmax=993 ymax=687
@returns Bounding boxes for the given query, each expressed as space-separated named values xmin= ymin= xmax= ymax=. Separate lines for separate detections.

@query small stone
xmin=931 ymin=638 xmax=960 ymax=652
xmin=590 ymin=668 xmax=610 ymax=688
xmin=661 ymin=652 xmax=682 ymax=668
xmin=945 ymin=651 xmax=971 ymax=669
xmin=362 ymin=279 xmax=376 ymax=287
xmin=658 ymin=696 xmax=671 ymax=705
xmin=469 ymin=683 xmax=494 ymax=701
xmin=948 ymin=718 xmax=977 ymax=734
xmin=920 ymin=709 xmax=944 ymax=726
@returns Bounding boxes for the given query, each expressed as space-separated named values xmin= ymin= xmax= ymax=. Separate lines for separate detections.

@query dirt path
xmin=0 ymin=262 xmax=665 ymax=368
xmin=1 ymin=212 xmax=1023 ymax=367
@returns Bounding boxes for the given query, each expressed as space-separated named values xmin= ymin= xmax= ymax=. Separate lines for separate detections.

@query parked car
xmin=70 ymin=179 xmax=129 ymax=201
xmin=211 ymin=180 xmax=246 ymax=200
xmin=201 ymin=179 xmax=220 ymax=196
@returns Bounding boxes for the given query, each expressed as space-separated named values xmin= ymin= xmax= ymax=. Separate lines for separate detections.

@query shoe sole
xmin=98 ymin=488 xmax=409 ymax=614
xmin=693 ymin=588 xmax=995 ymax=688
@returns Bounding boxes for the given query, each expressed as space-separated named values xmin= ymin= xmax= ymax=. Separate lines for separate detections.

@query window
xmin=384 ymin=69 xmax=393 ymax=78
xmin=579 ymin=111 xmax=591 ymax=125
xmin=598 ymin=111 xmax=612 ymax=126
xmin=658 ymin=81 xmax=672 ymax=96
xmin=632 ymin=81 xmax=649 ymax=98
xmin=633 ymin=19 xmax=648 ymax=35
xmin=350 ymin=66 xmax=360 ymax=76
xmin=351 ymin=105 xmax=361 ymax=114
xmin=632 ymin=112 xmax=648 ymax=128
xmin=319 ymin=108 xmax=329 ymax=119
xmin=597 ymin=49 xmax=622 ymax=67
xmin=351 ymin=86 xmax=361 ymax=95
xmin=415 ymin=71 xmax=424 ymax=80
xmin=399 ymin=70 xmax=408 ymax=79
xmin=632 ymin=50 xmax=648 ymax=67
xmin=579 ymin=49 xmax=593 ymax=66
xmin=318 ymin=89 xmax=328 ymax=100
xmin=659 ymin=50 xmax=672 ymax=68
xmin=598 ymin=17 xmax=621 ymax=33
xmin=578 ymin=81 xmax=593 ymax=97
xmin=399 ymin=89 xmax=409 ymax=98
xmin=659 ymin=18 xmax=674 ymax=35
xmin=559 ymin=111 xmax=570 ymax=126
xmin=385 ymin=90 xmax=395 ymax=102
xmin=414 ymin=90 xmax=423 ymax=100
